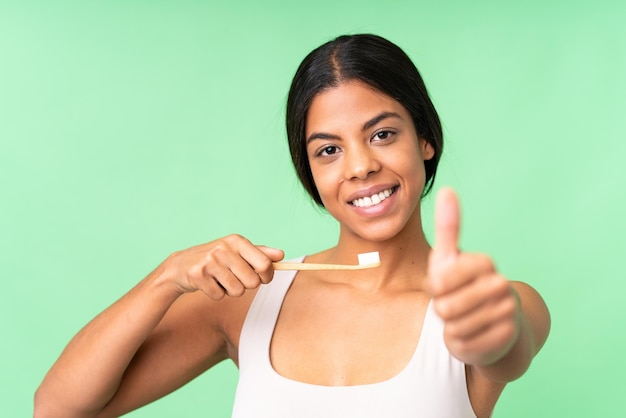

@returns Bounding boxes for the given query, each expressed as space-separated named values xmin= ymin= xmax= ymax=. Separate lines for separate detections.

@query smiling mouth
xmin=350 ymin=187 xmax=398 ymax=208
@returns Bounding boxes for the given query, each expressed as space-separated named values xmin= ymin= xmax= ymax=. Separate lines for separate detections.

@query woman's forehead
xmin=305 ymin=81 xmax=410 ymax=135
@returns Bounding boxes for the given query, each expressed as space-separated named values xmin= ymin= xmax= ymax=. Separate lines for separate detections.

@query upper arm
xmin=95 ymin=291 xmax=232 ymax=418
xmin=512 ymin=280 xmax=551 ymax=356
xmin=481 ymin=280 xmax=551 ymax=378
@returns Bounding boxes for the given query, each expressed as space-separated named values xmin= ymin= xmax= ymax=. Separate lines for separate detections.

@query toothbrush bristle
xmin=357 ymin=251 xmax=380 ymax=266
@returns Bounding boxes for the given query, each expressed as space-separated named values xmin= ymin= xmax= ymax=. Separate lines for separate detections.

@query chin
xmin=341 ymin=221 xmax=407 ymax=243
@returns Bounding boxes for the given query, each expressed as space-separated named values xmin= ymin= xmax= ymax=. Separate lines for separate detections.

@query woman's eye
xmin=318 ymin=145 xmax=339 ymax=156
xmin=373 ymin=130 xmax=394 ymax=141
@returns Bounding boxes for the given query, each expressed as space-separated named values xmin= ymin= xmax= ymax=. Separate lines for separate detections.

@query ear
xmin=420 ymin=138 xmax=435 ymax=161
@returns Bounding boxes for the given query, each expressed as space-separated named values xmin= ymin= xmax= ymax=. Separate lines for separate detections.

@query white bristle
xmin=357 ymin=251 xmax=380 ymax=266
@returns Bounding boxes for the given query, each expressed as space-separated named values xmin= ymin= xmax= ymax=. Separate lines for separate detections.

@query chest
xmin=269 ymin=282 xmax=429 ymax=386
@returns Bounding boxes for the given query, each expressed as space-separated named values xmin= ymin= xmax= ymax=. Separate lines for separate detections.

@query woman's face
xmin=305 ymin=80 xmax=434 ymax=242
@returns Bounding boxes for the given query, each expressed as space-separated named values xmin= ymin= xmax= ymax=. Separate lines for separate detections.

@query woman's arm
xmin=426 ymin=188 xmax=551 ymax=416
xmin=34 ymin=235 xmax=284 ymax=418
xmin=35 ymin=275 xmax=223 ymax=418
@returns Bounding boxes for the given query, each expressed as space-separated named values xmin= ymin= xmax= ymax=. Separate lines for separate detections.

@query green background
xmin=2 ymin=0 xmax=625 ymax=416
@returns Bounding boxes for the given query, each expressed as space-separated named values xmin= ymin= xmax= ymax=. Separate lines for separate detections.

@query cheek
xmin=309 ymin=163 xmax=337 ymax=201
xmin=393 ymin=146 xmax=428 ymax=190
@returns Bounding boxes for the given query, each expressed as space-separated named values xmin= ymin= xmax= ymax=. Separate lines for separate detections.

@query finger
xmin=445 ymin=316 xmax=518 ymax=366
xmin=428 ymin=250 xmax=496 ymax=297
xmin=257 ymin=245 xmax=285 ymax=262
xmin=200 ymin=277 xmax=228 ymax=301
xmin=228 ymin=244 xmax=285 ymax=289
xmin=219 ymin=235 xmax=284 ymax=284
xmin=433 ymin=187 xmax=461 ymax=262
xmin=443 ymin=293 xmax=518 ymax=340
xmin=242 ymin=245 xmax=284 ymax=284
xmin=434 ymin=273 xmax=504 ymax=320
xmin=221 ymin=254 xmax=265 ymax=289
xmin=205 ymin=264 xmax=246 ymax=297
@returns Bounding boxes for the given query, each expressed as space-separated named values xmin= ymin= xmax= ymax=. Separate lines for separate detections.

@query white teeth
xmin=351 ymin=188 xmax=394 ymax=208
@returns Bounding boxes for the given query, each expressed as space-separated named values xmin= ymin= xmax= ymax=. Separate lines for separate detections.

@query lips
xmin=349 ymin=186 xmax=398 ymax=208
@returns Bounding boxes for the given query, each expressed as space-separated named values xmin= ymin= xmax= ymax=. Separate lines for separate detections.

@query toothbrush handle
xmin=272 ymin=262 xmax=380 ymax=271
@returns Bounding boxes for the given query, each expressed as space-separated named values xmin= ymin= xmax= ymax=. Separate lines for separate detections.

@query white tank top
xmin=232 ymin=259 xmax=476 ymax=418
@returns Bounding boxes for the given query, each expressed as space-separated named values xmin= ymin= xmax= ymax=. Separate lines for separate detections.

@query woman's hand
xmin=163 ymin=234 xmax=285 ymax=300
xmin=426 ymin=188 xmax=521 ymax=367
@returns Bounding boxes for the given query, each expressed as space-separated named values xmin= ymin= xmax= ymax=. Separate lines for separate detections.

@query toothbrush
xmin=272 ymin=251 xmax=380 ymax=271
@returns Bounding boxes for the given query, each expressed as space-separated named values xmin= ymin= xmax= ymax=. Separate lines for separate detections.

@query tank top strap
xmin=237 ymin=257 xmax=301 ymax=371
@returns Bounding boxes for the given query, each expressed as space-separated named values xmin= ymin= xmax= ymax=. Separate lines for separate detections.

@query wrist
xmin=143 ymin=254 xmax=187 ymax=303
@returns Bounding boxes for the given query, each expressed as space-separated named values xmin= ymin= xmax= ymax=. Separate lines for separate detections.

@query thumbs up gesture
xmin=427 ymin=188 xmax=521 ymax=367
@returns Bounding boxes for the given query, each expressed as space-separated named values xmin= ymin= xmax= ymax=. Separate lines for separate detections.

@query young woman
xmin=35 ymin=34 xmax=550 ymax=418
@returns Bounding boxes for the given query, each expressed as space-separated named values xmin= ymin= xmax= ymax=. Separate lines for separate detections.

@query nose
xmin=343 ymin=144 xmax=380 ymax=180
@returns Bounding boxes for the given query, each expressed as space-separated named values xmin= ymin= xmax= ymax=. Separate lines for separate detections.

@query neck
xmin=321 ymin=215 xmax=432 ymax=291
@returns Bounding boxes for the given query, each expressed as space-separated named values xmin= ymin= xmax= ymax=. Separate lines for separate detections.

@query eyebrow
xmin=362 ymin=111 xmax=403 ymax=131
xmin=306 ymin=111 xmax=404 ymax=145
